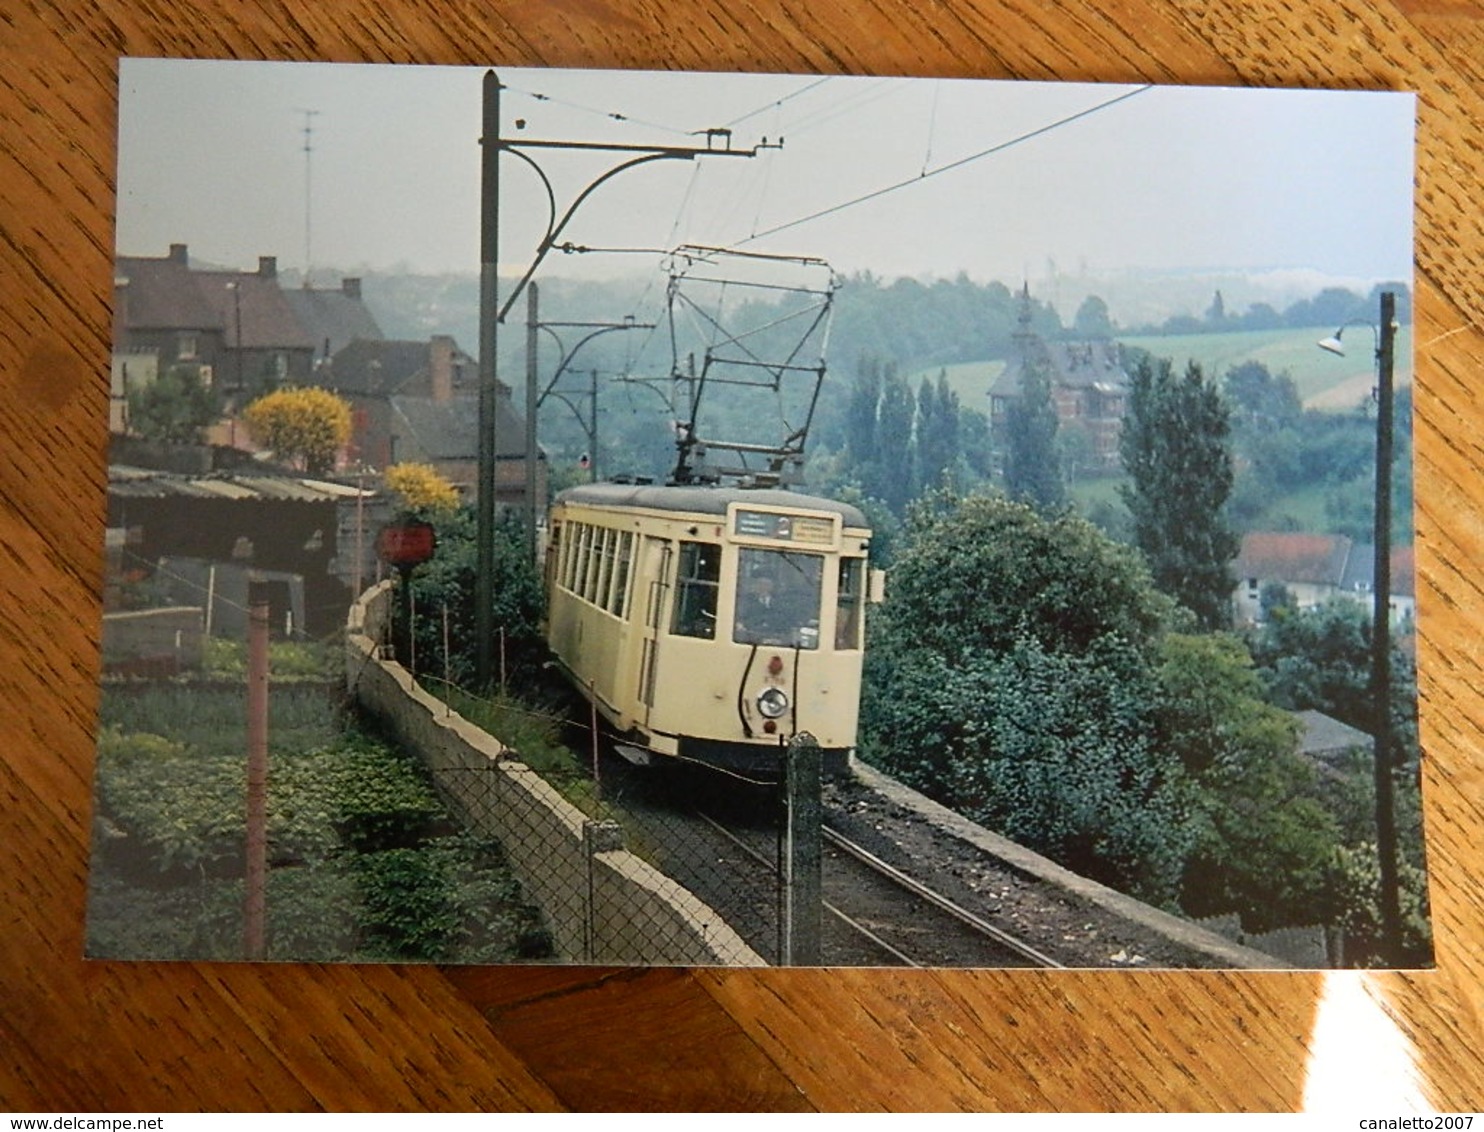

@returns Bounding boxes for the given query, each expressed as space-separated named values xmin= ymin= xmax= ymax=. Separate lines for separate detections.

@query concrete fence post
xmin=781 ymin=732 xmax=823 ymax=966
xmin=582 ymin=819 xmax=625 ymax=961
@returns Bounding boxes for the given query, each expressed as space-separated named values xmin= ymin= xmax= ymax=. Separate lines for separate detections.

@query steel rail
xmin=822 ymin=824 xmax=1066 ymax=969
xmin=693 ymin=811 xmax=920 ymax=966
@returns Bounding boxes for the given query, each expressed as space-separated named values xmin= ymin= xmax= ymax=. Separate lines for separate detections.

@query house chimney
xmin=430 ymin=335 xmax=455 ymax=404
xmin=168 ymin=243 xmax=188 ymax=264
xmin=342 ymin=277 xmax=362 ymax=300
xmin=258 ymin=256 xmax=277 ymax=279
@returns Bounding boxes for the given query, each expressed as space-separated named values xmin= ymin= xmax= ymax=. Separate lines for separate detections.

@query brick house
xmin=113 ymin=244 xmax=345 ymax=428
xmin=988 ymin=285 xmax=1129 ymax=475
xmin=318 ymin=334 xmax=544 ymax=507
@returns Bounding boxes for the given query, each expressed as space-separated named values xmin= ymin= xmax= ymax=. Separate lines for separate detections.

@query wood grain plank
xmin=5 ymin=0 xmax=1484 ymax=1113
xmin=449 ymin=966 xmax=813 ymax=1110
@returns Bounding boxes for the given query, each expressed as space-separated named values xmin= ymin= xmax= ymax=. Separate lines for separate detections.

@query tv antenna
xmin=294 ymin=108 xmax=320 ymax=282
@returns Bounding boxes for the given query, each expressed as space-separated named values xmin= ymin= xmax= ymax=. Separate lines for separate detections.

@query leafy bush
xmin=395 ymin=507 xmax=547 ymax=694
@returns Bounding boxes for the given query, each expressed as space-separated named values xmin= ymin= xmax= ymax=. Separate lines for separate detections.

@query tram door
xmin=635 ymin=536 xmax=671 ymax=727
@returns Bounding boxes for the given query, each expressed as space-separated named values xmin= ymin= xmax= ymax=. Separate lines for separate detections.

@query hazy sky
xmin=116 ymin=59 xmax=1414 ymax=290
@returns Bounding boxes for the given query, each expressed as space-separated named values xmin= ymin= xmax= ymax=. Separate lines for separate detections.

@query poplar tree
xmin=1003 ymin=354 xmax=1065 ymax=513
xmin=1119 ymin=356 xmax=1239 ymax=629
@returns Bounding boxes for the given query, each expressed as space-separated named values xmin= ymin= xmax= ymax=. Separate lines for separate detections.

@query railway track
xmin=694 ymin=810 xmax=1064 ymax=968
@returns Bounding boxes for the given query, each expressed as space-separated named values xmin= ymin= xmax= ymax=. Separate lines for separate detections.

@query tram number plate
xmin=734 ymin=509 xmax=834 ymax=545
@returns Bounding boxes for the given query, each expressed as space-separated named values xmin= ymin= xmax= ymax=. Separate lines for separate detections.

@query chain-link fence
xmin=348 ymin=583 xmax=827 ymax=966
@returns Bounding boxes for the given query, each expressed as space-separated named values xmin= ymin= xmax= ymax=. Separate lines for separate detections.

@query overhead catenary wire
xmin=735 ymin=83 xmax=1154 ymax=246
xmin=501 ymin=81 xmax=697 ymax=138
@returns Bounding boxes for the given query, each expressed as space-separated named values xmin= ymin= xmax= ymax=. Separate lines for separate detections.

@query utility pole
xmin=244 ymin=579 xmax=270 ymax=960
xmin=588 ymin=368 xmax=598 ymax=484
xmin=475 ymin=68 xmax=769 ymax=687
xmin=477 ymin=72 xmax=502 ymax=691
xmin=526 ymin=282 xmax=540 ymax=566
xmin=1372 ymin=290 xmax=1402 ymax=966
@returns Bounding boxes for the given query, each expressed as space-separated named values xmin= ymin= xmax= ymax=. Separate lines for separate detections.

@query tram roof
xmin=555 ymin=482 xmax=869 ymax=529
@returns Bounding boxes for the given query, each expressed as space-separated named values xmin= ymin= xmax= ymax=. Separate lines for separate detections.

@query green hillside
xmin=909 ymin=325 xmax=1413 ymax=416
xmin=1118 ymin=325 xmax=1414 ymax=409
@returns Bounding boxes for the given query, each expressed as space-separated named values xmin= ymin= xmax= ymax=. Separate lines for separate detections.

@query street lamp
xmin=1317 ymin=290 xmax=1402 ymax=965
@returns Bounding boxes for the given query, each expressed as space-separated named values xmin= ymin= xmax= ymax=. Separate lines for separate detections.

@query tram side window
xmin=588 ymin=528 xmax=612 ymax=605
xmin=565 ymin=524 xmax=589 ymax=592
xmin=611 ymin=531 xmax=634 ymax=618
xmin=836 ymin=558 xmax=864 ymax=650
xmin=671 ymin=541 xmax=720 ymax=639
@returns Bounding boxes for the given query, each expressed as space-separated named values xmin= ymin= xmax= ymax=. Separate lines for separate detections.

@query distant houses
xmin=319 ymin=334 xmax=544 ymax=505
xmin=1232 ymin=531 xmax=1416 ymax=630
xmin=114 ymin=245 xmax=318 ymax=407
xmin=107 ymin=244 xmax=548 ymax=644
xmin=111 ymin=242 xmax=542 ymax=507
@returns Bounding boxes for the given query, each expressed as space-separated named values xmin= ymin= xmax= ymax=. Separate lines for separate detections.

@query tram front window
xmin=733 ymin=547 xmax=823 ymax=649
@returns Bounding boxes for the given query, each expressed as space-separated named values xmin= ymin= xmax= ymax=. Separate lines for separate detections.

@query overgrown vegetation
xmin=88 ymin=678 xmax=551 ymax=963
xmin=859 ymin=489 xmax=1429 ymax=964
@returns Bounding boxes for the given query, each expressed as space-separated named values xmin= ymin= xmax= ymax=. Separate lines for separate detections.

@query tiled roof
xmin=115 ymin=256 xmax=222 ymax=331
xmin=195 ymin=270 xmax=316 ymax=351
xmin=327 ymin=339 xmax=436 ymax=397
xmin=1234 ymin=532 xmax=1353 ymax=586
xmin=115 ymin=253 xmax=316 ymax=351
xmin=1341 ymin=543 xmax=1417 ymax=599
xmin=1295 ymin=709 xmax=1373 ymax=758
xmin=284 ymin=287 xmax=384 ymax=362
xmin=327 ymin=338 xmax=489 ymax=398
xmin=990 ymin=339 xmax=1128 ymax=397
xmin=389 ymin=394 xmax=532 ymax=460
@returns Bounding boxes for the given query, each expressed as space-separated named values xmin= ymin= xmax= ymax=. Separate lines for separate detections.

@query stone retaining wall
xmin=346 ymin=582 xmax=762 ymax=966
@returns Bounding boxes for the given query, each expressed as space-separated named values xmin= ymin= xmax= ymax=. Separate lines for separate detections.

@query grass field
xmin=1118 ymin=325 xmax=1414 ymax=409
xmin=910 ymin=324 xmax=1414 ymax=414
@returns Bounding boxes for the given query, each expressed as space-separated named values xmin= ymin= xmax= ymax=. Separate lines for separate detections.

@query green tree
xmin=869 ymin=491 xmax=1174 ymax=667
xmin=404 ymin=506 xmax=546 ymax=693
xmin=1002 ymin=355 xmax=1065 ymax=513
xmin=866 ymin=635 xmax=1196 ymax=905
xmin=1248 ymin=601 xmax=1418 ymax=766
xmin=873 ymin=368 xmax=917 ymax=513
xmin=860 ymin=491 xmax=1194 ymax=902
xmin=1073 ymin=294 xmax=1115 ymax=338
xmin=1154 ymin=633 xmax=1338 ymax=931
xmin=1119 ymin=356 xmax=1239 ymax=629
xmin=845 ymin=355 xmax=884 ymax=469
xmin=914 ymin=371 xmax=961 ymax=493
xmin=1225 ymin=361 xmax=1303 ymax=429
xmin=127 ymin=365 xmax=220 ymax=444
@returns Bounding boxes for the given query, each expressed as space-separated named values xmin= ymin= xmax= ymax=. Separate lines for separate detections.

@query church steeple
xmin=1013 ymin=281 xmax=1036 ymax=357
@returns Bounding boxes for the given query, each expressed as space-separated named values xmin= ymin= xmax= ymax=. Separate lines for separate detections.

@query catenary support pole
xmin=476 ymin=70 xmax=501 ymax=689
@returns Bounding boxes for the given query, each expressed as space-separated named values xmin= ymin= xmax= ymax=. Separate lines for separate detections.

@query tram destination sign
xmin=733 ymin=509 xmax=835 ymax=546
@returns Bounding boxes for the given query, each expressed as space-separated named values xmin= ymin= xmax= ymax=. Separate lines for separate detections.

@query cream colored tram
xmin=545 ymin=482 xmax=878 ymax=774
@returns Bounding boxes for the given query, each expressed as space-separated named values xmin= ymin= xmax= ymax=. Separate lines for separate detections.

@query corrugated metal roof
xmin=108 ymin=465 xmax=373 ymax=504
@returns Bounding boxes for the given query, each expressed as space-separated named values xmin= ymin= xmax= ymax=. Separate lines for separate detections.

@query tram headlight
xmin=756 ymin=686 xmax=790 ymax=720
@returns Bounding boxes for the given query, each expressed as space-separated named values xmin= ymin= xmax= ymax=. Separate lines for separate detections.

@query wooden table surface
xmin=5 ymin=0 xmax=1484 ymax=1113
